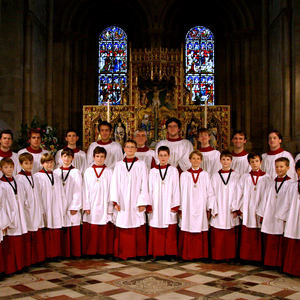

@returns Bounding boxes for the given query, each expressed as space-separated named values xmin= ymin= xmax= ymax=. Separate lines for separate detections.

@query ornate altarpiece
xmin=83 ymin=48 xmax=230 ymax=151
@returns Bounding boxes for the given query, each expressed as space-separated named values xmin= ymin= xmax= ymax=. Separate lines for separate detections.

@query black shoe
xmin=137 ymin=256 xmax=146 ymax=262
xmin=114 ymin=257 xmax=120 ymax=262
xmin=150 ymin=257 xmax=156 ymax=262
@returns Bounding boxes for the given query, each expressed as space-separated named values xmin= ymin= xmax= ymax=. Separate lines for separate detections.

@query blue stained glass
xmin=185 ymin=26 xmax=214 ymax=105
xmin=98 ymin=26 xmax=127 ymax=105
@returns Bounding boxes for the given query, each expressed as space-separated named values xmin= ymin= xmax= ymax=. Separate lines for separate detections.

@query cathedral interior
xmin=0 ymin=0 xmax=300 ymax=154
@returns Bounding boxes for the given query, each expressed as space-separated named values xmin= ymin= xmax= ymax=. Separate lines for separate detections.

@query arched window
xmin=98 ymin=26 xmax=127 ymax=105
xmin=185 ymin=26 xmax=214 ymax=105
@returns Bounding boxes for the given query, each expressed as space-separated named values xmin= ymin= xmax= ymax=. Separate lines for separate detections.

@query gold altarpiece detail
xmin=83 ymin=48 xmax=230 ymax=151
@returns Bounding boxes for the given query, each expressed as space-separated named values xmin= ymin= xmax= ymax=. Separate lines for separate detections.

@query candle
xmin=107 ymin=99 xmax=110 ymax=123
xmin=204 ymin=99 xmax=207 ymax=128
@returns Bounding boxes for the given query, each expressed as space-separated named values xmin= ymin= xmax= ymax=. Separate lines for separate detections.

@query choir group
xmin=1 ymin=117 xmax=300 ymax=280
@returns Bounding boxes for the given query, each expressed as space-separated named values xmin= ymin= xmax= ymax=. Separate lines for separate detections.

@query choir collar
xmin=155 ymin=164 xmax=169 ymax=169
xmin=0 ymin=149 xmax=13 ymax=158
xmin=219 ymin=169 xmax=233 ymax=173
xmin=231 ymin=150 xmax=248 ymax=157
xmin=64 ymin=146 xmax=79 ymax=153
xmin=27 ymin=146 xmax=43 ymax=154
xmin=267 ymin=148 xmax=284 ymax=155
xmin=92 ymin=164 xmax=106 ymax=169
xmin=0 ymin=176 xmax=14 ymax=182
xmin=19 ymin=170 xmax=32 ymax=176
xmin=39 ymin=168 xmax=53 ymax=174
xmin=123 ymin=157 xmax=138 ymax=163
xmin=275 ymin=175 xmax=290 ymax=182
xmin=187 ymin=167 xmax=203 ymax=173
xmin=97 ymin=140 xmax=112 ymax=145
xmin=60 ymin=165 xmax=74 ymax=170
xmin=199 ymin=146 xmax=215 ymax=152
xmin=137 ymin=146 xmax=150 ymax=152
xmin=250 ymin=169 xmax=265 ymax=176
xmin=167 ymin=137 xmax=182 ymax=142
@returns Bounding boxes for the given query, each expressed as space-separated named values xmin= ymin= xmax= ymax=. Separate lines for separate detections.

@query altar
xmin=83 ymin=48 xmax=230 ymax=151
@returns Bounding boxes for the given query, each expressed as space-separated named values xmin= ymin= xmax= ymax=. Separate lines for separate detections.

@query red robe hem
xmin=178 ymin=230 xmax=208 ymax=260
xmin=262 ymin=233 xmax=284 ymax=267
xmin=239 ymin=225 xmax=262 ymax=262
xmin=210 ymin=226 xmax=237 ymax=260
xmin=283 ymin=237 xmax=300 ymax=276
xmin=148 ymin=224 xmax=178 ymax=258
xmin=114 ymin=225 xmax=147 ymax=260
xmin=82 ymin=222 xmax=114 ymax=255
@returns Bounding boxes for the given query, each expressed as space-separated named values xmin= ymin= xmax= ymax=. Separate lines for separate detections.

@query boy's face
xmin=61 ymin=154 xmax=73 ymax=166
xmin=167 ymin=121 xmax=180 ymax=138
xmin=0 ymin=133 xmax=13 ymax=149
xmin=29 ymin=133 xmax=42 ymax=148
xmin=134 ymin=132 xmax=147 ymax=147
xmin=297 ymin=168 xmax=300 ymax=179
xmin=99 ymin=125 xmax=111 ymax=142
xmin=158 ymin=151 xmax=170 ymax=165
xmin=232 ymin=133 xmax=246 ymax=149
xmin=0 ymin=163 xmax=14 ymax=177
xmin=124 ymin=143 xmax=137 ymax=157
xmin=220 ymin=156 xmax=232 ymax=170
xmin=94 ymin=153 xmax=106 ymax=166
xmin=20 ymin=160 xmax=33 ymax=173
xmin=42 ymin=160 xmax=54 ymax=172
xmin=275 ymin=161 xmax=289 ymax=177
xmin=268 ymin=133 xmax=282 ymax=149
xmin=65 ymin=132 xmax=79 ymax=146
xmin=189 ymin=154 xmax=202 ymax=169
xmin=198 ymin=132 xmax=210 ymax=146
xmin=249 ymin=156 xmax=262 ymax=171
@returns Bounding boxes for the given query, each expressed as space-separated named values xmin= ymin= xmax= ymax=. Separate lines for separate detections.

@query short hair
xmin=269 ymin=130 xmax=283 ymax=141
xmin=166 ymin=117 xmax=181 ymax=129
xmin=275 ymin=157 xmax=289 ymax=167
xmin=295 ymin=159 xmax=300 ymax=171
xmin=158 ymin=146 xmax=170 ymax=155
xmin=189 ymin=150 xmax=203 ymax=160
xmin=40 ymin=153 xmax=54 ymax=164
xmin=65 ymin=128 xmax=78 ymax=136
xmin=61 ymin=148 xmax=74 ymax=158
xmin=124 ymin=139 xmax=137 ymax=148
xmin=0 ymin=157 xmax=14 ymax=168
xmin=19 ymin=153 xmax=34 ymax=164
xmin=232 ymin=130 xmax=247 ymax=140
xmin=247 ymin=151 xmax=262 ymax=163
xmin=197 ymin=128 xmax=210 ymax=138
xmin=220 ymin=150 xmax=232 ymax=160
xmin=93 ymin=146 xmax=107 ymax=157
xmin=0 ymin=129 xmax=13 ymax=140
xmin=98 ymin=121 xmax=112 ymax=131
xmin=134 ymin=128 xmax=147 ymax=137
xmin=28 ymin=128 xmax=42 ymax=140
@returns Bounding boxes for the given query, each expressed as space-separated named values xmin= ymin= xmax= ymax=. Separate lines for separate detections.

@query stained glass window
xmin=98 ymin=26 xmax=127 ymax=105
xmin=185 ymin=26 xmax=214 ymax=105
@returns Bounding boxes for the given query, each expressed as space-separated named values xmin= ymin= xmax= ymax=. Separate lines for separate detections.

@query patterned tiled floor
xmin=1 ymin=258 xmax=300 ymax=300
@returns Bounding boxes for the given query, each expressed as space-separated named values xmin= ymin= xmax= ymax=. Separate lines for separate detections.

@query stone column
xmin=62 ymin=34 xmax=70 ymax=132
xmin=46 ymin=0 xmax=53 ymax=125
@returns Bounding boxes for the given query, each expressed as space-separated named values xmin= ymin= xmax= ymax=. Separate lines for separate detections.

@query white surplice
xmin=148 ymin=165 xmax=180 ymax=228
xmin=82 ymin=166 xmax=113 ymax=225
xmin=261 ymin=149 xmax=297 ymax=180
xmin=15 ymin=171 xmax=44 ymax=231
xmin=53 ymin=167 xmax=82 ymax=226
xmin=257 ymin=177 xmax=294 ymax=235
xmin=155 ymin=138 xmax=193 ymax=172
xmin=87 ymin=141 xmax=123 ymax=169
xmin=179 ymin=168 xmax=215 ymax=232
xmin=233 ymin=171 xmax=272 ymax=228
xmin=231 ymin=151 xmax=251 ymax=175
xmin=210 ymin=170 xmax=240 ymax=229
xmin=199 ymin=147 xmax=222 ymax=176
xmin=17 ymin=147 xmax=49 ymax=174
xmin=110 ymin=158 xmax=149 ymax=228
xmin=34 ymin=171 xmax=67 ymax=229
xmin=55 ymin=148 xmax=87 ymax=175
